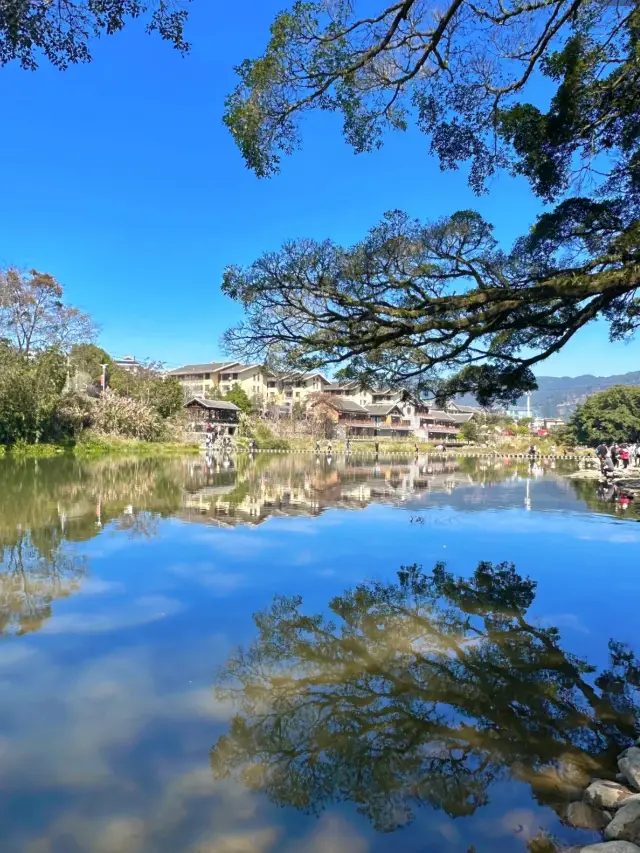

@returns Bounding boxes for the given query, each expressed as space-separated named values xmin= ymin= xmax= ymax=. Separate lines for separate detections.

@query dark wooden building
xmin=184 ymin=397 xmax=240 ymax=435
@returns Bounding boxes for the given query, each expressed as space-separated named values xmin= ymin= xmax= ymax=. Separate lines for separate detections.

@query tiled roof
xmin=448 ymin=412 xmax=474 ymax=424
xmin=169 ymin=361 xmax=235 ymax=375
xmin=366 ymin=403 xmax=403 ymax=416
xmin=184 ymin=397 xmax=239 ymax=411
xmin=313 ymin=396 xmax=368 ymax=414
xmin=421 ymin=409 xmax=457 ymax=423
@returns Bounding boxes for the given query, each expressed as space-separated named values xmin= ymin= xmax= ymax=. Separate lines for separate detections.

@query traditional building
xmin=183 ymin=397 xmax=240 ymax=436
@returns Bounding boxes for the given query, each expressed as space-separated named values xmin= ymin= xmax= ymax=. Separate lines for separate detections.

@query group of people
xmin=204 ymin=422 xmax=234 ymax=452
xmin=596 ymin=442 xmax=640 ymax=476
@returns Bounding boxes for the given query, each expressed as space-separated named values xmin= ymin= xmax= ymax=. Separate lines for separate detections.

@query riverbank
xmin=0 ymin=437 xmax=200 ymax=459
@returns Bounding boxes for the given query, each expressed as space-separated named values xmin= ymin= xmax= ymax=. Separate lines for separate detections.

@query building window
xmin=205 ymin=373 xmax=210 ymax=380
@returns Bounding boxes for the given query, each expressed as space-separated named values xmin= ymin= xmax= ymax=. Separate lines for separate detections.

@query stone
xmin=585 ymin=780 xmax=635 ymax=810
xmin=619 ymin=749 xmax=640 ymax=792
xmin=579 ymin=844 xmax=640 ymax=853
xmin=605 ymin=801 xmax=640 ymax=844
xmin=620 ymin=775 xmax=631 ymax=784
xmin=566 ymin=800 xmax=609 ymax=830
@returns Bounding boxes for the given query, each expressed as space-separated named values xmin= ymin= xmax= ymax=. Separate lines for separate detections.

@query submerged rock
xmin=585 ymin=780 xmax=635 ymax=810
xmin=619 ymin=749 xmax=640 ymax=792
xmin=604 ymin=801 xmax=640 ymax=844
xmin=566 ymin=801 xmax=609 ymax=829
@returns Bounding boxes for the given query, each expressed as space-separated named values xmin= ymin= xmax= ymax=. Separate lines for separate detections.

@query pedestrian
xmin=346 ymin=437 xmax=351 ymax=454
xmin=415 ymin=443 xmax=419 ymax=456
xmin=610 ymin=444 xmax=619 ymax=468
xmin=528 ymin=443 xmax=536 ymax=458
xmin=635 ymin=444 xmax=640 ymax=467
xmin=375 ymin=441 xmax=379 ymax=455
xmin=621 ymin=445 xmax=630 ymax=469
xmin=315 ymin=439 xmax=321 ymax=454
xmin=327 ymin=440 xmax=332 ymax=455
xmin=596 ymin=442 xmax=609 ymax=461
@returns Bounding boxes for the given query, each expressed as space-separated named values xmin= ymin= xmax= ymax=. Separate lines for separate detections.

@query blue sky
xmin=1 ymin=0 xmax=638 ymax=377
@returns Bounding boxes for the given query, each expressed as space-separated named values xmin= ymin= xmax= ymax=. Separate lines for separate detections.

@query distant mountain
xmin=528 ymin=372 xmax=640 ymax=418
xmin=456 ymin=371 xmax=640 ymax=419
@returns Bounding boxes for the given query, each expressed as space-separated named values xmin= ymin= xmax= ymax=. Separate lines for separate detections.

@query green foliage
xmin=211 ymin=560 xmax=640 ymax=831
xmin=0 ymin=346 xmax=70 ymax=444
xmin=223 ymin=383 xmax=253 ymax=414
xmin=566 ymin=385 xmax=640 ymax=445
xmin=222 ymin=3 xmax=640 ymax=402
xmin=69 ymin=343 xmax=112 ymax=383
xmin=459 ymin=419 xmax=479 ymax=442
xmin=146 ymin=376 xmax=184 ymax=418
xmin=238 ymin=414 xmax=289 ymax=450
xmin=1 ymin=0 xmax=191 ymax=70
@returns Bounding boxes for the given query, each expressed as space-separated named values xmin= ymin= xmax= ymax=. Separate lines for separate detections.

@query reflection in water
xmin=211 ymin=561 xmax=640 ymax=838
xmin=0 ymin=452 xmax=633 ymax=639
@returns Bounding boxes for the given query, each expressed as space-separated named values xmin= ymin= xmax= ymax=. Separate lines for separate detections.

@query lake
xmin=1 ymin=452 xmax=639 ymax=853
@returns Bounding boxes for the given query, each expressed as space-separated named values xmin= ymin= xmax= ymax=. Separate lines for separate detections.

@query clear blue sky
xmin=1 ymin=0 xmax=638 ymax=377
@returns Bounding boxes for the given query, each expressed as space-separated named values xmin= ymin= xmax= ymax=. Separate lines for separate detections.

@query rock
xmin=619 ymin=775 xmax=631 ymax=784
xmin=566 ymin=801 xmax=609 ymax=830
xmin=619 ymin=749 xmax=640 ymax=792
xmin=579 ymin=844 xmax=640 ymax=852
xmin=585 ymin=780 xmax=635 ymax=809
xmin=605 ymin=801 xmax=640 ymax=844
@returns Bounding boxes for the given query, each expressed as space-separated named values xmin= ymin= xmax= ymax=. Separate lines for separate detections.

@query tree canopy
xmin=222 ymin=1 xmax=640 ymax=403
xmin=0 ymin=0 xmax=191 ymax=69
xmin=211 ymin=560 xmax=640 ymax=832
xmin=566 ymin=385 xmax=640 ymax=444
xmin=222 ymin=205 xmax=640 ymax=405
xmin=0 ymin=268 xmax=96 ymax=356
xmin=223 ymin=382 xmax=253 ymax=414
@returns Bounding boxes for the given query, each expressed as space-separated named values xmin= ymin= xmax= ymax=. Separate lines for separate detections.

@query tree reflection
xmin=0 ymin=530 xmax=86 ymax=635
xmin=211 ymin=561 xmax=640 ymax=832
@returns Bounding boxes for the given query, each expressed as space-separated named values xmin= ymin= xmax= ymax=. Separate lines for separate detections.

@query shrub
xmin=92 ymin=390 xmax=164 ymax=441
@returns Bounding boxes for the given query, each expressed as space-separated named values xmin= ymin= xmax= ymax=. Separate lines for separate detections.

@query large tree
xmin=211 ymin=561 xmax=640 ymax=834
xmin=222 ymin=1 xmax=640 ymax=403
xmin=0 ymin=268 xmax=96 ymax=356
xmin=0 ymin=0 xmax=190 ymax=69
xmin=566 ymin=384 xmax=640 ymax=444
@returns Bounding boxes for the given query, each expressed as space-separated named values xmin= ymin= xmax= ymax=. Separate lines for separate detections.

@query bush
xmin=92 ymin=390 xmax=164 ymax=441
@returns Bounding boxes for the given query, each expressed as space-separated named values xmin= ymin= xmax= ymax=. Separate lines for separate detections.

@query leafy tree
xmin=459 ymin=419 xmax=479 ymax=442
xmin=0 ymin=346 xmax=69 ymax=444
xmin=566 ymin=385 xmax=640 ymax=445
xmin=211 ymin=561 xmax=640 ymax=832
xmin=223 ymin=382 xmax=253 ymax=414
xmin=0 ymin=0 xmax=191 ymax=70
xmin=222 ymin=3 xmax=640 ymax=404
xmin=69 ymin=343 xmax=113 ymax=383
xmin=0 ymin=268 xmax=96 ymax=356
xmin=146 ymin=376 xmax=184 ymax=418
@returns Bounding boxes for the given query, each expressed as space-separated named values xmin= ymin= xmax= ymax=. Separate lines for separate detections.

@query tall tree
xmin=222 ymin=206 xmax=640 ymax=405
xmin=566 ymin=385 xmax=640 ymax=444
xmin=211 ymin=561 xmax=640 ymax=833
xmin=0 ymin=0 xmax=191 ymax=69
xmin=0 ymin=268 xmax=96 ymax=356
xmin=222 ymin=1 xmax=640 ymax=403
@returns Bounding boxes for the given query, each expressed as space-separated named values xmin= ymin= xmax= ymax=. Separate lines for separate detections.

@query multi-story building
xmin=168 ymin=361 xmax=329 ymax=409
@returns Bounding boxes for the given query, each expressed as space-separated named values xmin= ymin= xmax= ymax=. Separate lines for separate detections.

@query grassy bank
xmin=0 ymin=436 xmax=200 ymax=459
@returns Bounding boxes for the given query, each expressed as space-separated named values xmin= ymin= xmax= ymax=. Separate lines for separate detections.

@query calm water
xmin=1 ymin=453 xmax=639 ymax=853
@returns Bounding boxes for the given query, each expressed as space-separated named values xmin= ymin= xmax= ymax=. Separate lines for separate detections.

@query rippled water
xmin=1 ymin=453 xmax=639 ymax=853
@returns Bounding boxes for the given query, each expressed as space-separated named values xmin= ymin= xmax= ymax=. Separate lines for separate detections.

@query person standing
xmin=610 ymin=444 xmax=619 ymax=468
xmin=346 ymin=437 xmax=351 ymax=455
xmin=621 ymin=445 xmax=630 ymax=469
xmin=635 ymin=444 xmax=640 ymax=467
xmin=315 ymin=439 xmax=321 ymax=454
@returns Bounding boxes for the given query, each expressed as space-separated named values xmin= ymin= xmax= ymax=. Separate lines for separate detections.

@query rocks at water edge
xmin=604 ymin=801 xmax=640 ymax=844
xmin=585 ymin=780 xmax=635 ymax=810
xmin=578 ymin=843 xmax=640 ymax=852
xmin=619 ymin=749 xmax=640 ymax=792
xmin=566 ymin=801 xmax=610 ymax=829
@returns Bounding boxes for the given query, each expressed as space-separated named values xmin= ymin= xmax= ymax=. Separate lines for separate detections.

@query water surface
xmin=1 ymin=453 xmax=639 ymax=853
